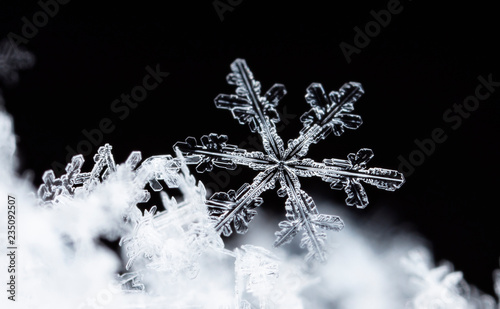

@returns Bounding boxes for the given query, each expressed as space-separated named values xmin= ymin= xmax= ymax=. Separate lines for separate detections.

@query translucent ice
xmin=176 ymin=59 xmax=405 ymax=262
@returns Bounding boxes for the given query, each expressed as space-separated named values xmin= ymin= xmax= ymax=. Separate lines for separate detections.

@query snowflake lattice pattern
xmin=176 ymin=59 xmax=405 ymax=262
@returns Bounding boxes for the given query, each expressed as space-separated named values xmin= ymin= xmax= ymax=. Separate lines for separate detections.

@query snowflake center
xmin=277 ymin=161 xmax=285 ymax=171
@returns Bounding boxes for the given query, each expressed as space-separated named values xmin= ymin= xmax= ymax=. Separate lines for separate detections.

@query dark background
xmin=1 ymin=0 xmax=499 ymax=295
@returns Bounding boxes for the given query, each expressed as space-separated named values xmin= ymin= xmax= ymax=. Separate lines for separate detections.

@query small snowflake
xmin=38 ymin=143 xmax=181 ymax=206
xmin=176 ymin=59 xmax=404 ymax=262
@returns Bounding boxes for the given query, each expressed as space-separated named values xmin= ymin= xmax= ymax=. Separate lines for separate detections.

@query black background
xmin=1 ymin=0 xmax=499 ymax=295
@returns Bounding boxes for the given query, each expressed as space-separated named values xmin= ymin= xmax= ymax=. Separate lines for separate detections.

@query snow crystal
xmin=176 ymin=59 xmax=405 ymax=261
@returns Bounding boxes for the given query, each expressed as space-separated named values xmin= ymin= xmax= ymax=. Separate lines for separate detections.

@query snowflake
xmin=38 ymin=143 xmax=181 ymax=207
xmin=175 ymin=59 xmax=405 ymax=262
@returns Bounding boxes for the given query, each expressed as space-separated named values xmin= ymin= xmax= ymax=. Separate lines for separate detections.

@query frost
xmin=36 ymin=142 xmax=226 ymax=278
xmin=234 ymin=244 xmax=313 ymax=309
xmin=235 ymin=245 xmax=279 ymax=307
xmin=176 ymin=58 xmax=405 ymax=262
xmin=120 ymin=151 xmax=224 ymax=279
xmin=402 ymin=248 xmax=498 ymax=309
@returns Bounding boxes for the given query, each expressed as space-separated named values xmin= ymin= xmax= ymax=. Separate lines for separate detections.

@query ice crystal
xmin=402 ymin=248 xmax=498 ymax=309
xmin=36 ymin=142 xmax=228 ymax=279
xmin=38 ymin=143 xmax=181 ymax=207
xmin=235 ymin=245 xmax=279 ymax=307
xmin=120 ymin=151 xmax=224 ymax=279
xmin=116 ymin=272 xmax=145 ymax=293
xmin=176 ymin=59 xmax=405 ymax=262
xmin=233 ymin=244 xmax=312 ymax=309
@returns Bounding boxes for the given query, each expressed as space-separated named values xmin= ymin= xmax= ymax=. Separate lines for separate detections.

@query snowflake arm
xmin=74 ymin=143 xmax=117 ymax=187
xmin=38 ymin=154 xmax=84 ymax=203
xmin=274 ymin=168 xmax=343 ymax=262
xmin=206 ymin=168 xmax=278 ymax=236
xmin=214 ymin=58 xmax=286 ymax=158
xmin=284 ymin=82 xmax=364 ymax=159
xmin=292 ymin=148 xmax=405 ymax=208
xmin=134 ymin=154 xmax=181 ymax=192
xmin=174 ymin=133 xmax=272 ymax=172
